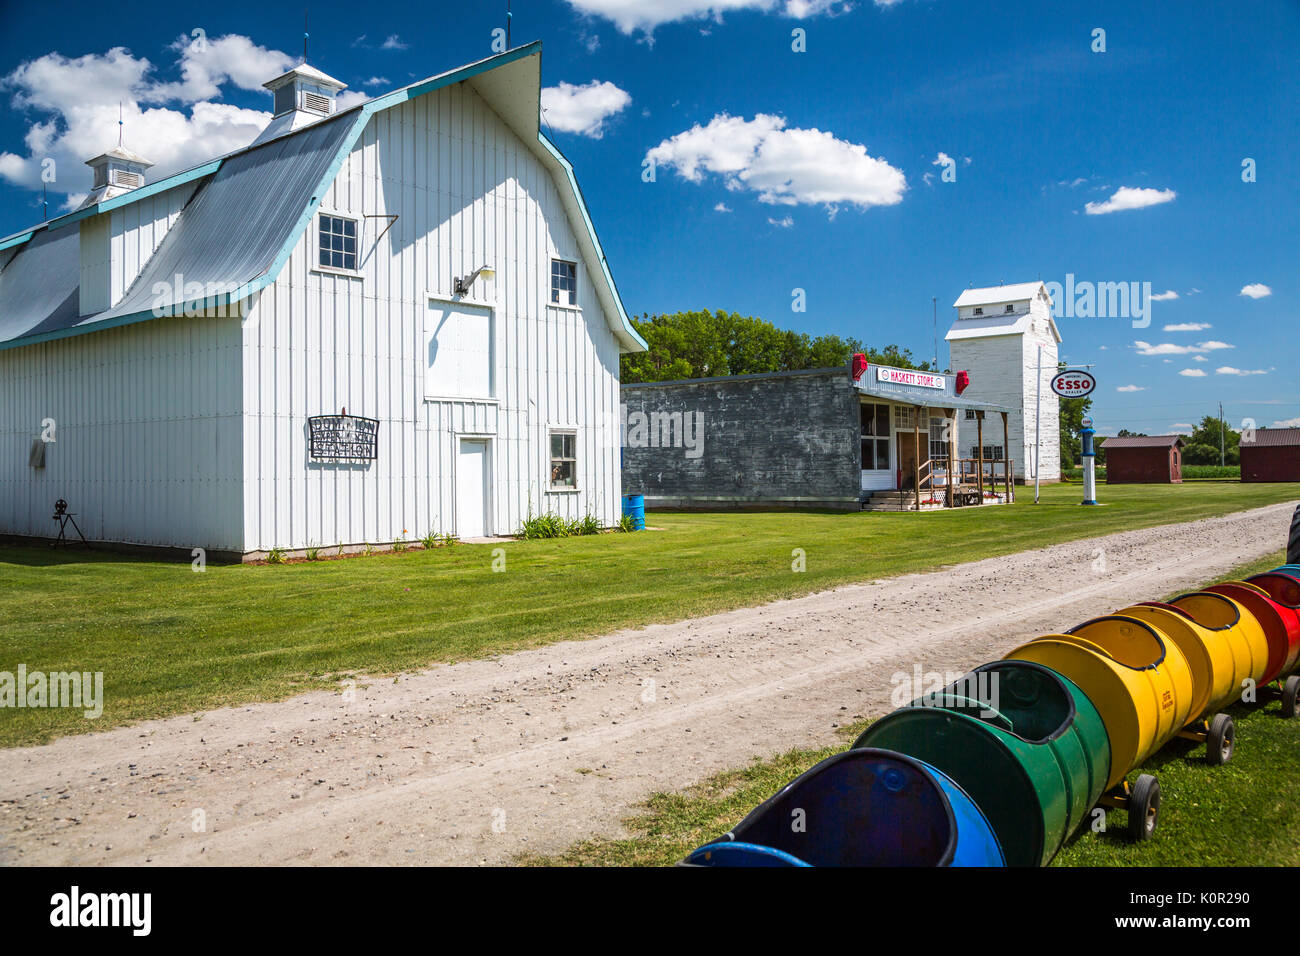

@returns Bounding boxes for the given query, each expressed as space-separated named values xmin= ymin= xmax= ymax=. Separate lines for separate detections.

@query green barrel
xmin=853 ymin=660 xmax=1110 ymax=867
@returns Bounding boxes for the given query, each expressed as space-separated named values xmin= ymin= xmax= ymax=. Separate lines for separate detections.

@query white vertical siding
xmin=240 ymin=82 xmax=623 ymax=550
xmin=0 ymin=313 xmax=245 ymax=550
xmin=108 ymin=183 xmax=196 ymax=306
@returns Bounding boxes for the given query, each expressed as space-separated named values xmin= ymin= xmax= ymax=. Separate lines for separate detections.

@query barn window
xmin=1005 ymin=304 xmax=1015 ymax=313
xmin=551 ymin=259 xmax=578 ymax=307
xmin=426 ymin=302 xmax=493 ymax=399
xmin=549 ymin=430 xmax=577 ymax=489
xmin=318 ymin=214 xmax=358 ymax=271
xmin=970 ymin=444 xmax=1004 ymax=460
xmin=973 ymin=307 xmax=984 ymax=316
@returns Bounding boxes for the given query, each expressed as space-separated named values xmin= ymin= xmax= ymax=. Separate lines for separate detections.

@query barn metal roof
xmin=0 ymin=42 xmax=647 ymax=354
xmin=1100 ymin=434 xmax=1184 ymax=449
xmin=1241 ymin=427 xmax=1300 ymax=447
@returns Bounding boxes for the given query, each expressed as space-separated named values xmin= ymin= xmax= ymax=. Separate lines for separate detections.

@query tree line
xmin=619 ymin=310 xmax=932 ymax=384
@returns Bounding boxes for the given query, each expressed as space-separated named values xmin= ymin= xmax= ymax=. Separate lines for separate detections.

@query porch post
xmin=913 ymin=405 xmax=921 ymax=512
xmin=946 ymin=407 xmax=956 ymax=508
xmin=976 ymin=411 xmax=985 ymax=498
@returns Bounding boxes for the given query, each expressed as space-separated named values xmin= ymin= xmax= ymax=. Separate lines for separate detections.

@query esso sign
xmin=1051 ymin=370 xmax=1097 ymax=398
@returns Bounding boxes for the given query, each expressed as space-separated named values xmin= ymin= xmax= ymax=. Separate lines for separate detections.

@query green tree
xmin=1184 ymin=415 xmax=1241 ymax=465
xmin=620 ymin=310 xmax=931 ymax=383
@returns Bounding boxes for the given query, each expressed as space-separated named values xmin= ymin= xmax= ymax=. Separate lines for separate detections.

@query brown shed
xmin=1240 ymin=428 xmax=1300 ymax=482
xmin=1101 ymin=435 xmax=1184 ymax=484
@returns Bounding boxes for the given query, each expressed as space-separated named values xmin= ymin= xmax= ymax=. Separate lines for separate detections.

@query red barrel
xmin=1244 ymin=573 xmax=1300 ymax=678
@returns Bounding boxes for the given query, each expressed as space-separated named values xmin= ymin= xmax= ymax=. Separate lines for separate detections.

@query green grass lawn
xmin=0 ymin=481 xmax=1295 ymax=748
xmin=520 ymin=550 xmax=1298 ymax=867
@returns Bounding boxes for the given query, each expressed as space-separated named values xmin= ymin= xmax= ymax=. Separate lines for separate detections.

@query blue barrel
xmin=621 ymin=493 xmax=645 ymax=530
xmin=681 ymin=748 xmax=1004 ymax=867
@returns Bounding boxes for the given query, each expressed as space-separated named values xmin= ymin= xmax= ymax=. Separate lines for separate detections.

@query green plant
xmin=266 ymin=547 xmax=285 ymax=565
xmin=443 ymin=532 xmax=459 ymax=547
xmin=362 ymin=544 xmax=374 ymax=557
xmin=305 ymin=543 xmax=320 ymax=561
xmin=577 ymin=513 xmax=602 ymax=536
xmin=520 ymin=513 xmax=573 ymax=539
xmin=421 ymin=531 xmax=439 ymax=550
xmin=393 ymin=531 xmax=408 ymax=553
xmin=617 ymin=514 xmax=638 ymax=533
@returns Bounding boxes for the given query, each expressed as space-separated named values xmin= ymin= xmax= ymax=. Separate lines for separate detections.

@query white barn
xmin=0 ymin=44 xmax=646 ymax=558
xmin=946 ymin=281 xmax=1062 ymax=483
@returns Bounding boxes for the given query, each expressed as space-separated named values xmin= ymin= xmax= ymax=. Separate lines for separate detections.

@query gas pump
xmin=1080 ymin=417 xmax=1099 ymax=506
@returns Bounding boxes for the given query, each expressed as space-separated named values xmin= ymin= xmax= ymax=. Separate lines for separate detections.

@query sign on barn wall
xmin=308 ymin=414 xmax=380 ymax=461
xmin=875 ymin=367 xmax=946 ymax=390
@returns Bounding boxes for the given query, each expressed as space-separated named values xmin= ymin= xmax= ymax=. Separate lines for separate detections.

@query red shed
xmin=1102 ymin=435 xmax=1184 ymax=484
xmin=1241 ymin=428 xmax=1300 ymax=482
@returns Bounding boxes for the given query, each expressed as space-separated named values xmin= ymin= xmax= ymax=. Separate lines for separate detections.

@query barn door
xmin=457 ymin=439 xmax=490 ymax=538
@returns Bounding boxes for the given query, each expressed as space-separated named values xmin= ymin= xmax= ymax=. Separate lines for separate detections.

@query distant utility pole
xmin=1219 ymin=401 xmax=1225 ymax=467
xmin=932 ymin=296 xmax=937 ymax=371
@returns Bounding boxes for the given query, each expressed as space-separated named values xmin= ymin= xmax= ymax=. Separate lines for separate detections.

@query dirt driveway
xmin=0 ymin=502 xmax=1293 ymax=866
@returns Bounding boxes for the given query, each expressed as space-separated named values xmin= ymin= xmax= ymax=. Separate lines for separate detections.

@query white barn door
xmin=457 ymin=439 xmax=490 ymax=538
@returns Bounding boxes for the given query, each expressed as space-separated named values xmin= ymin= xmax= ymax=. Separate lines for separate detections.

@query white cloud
xmin=647 ymin=113 xmax=905 ymax=212
xmin=1133 ymin=340 xmax=1233 ymax=356
xmin=1084 ymin=186 xmax=1176 ymax=215
xmin=380 ymin=35 xmax=408 ymax=50
xmin=1178 ymin=369 xmax=1207 ymax=377
xmin=1150 ymin=290 xmax=1179 ymax=301
xmin=767 ymin=215 xmax=794 ymax=228
xmin=563 ymin=0 xmax=855 ymax=34
xmin=1163 ymin=321 xmax=1209 ymax=331
xmin=1273 ymin=417 xmax=1300 ymax=428
xmin=1172 ymin=423 xmax=1194 ymax=432
xmin=0 ymin=38 xmax=293 ymax=199
xmin=714 ymin=201 xmax=732 ymax=212
xmin=540 ymin=80 xmax=631 ymax=138
xmin=1117 ymin=385 xmax=1146 ymax=392
xmin=362 ymin=76 xmax=390 ymax=87
xmin=1239 ymin=283 xmax=1272 ymax=299
xmin=1193 ymin=355 xmax=1208 ymax=362
xmin=1215 ymin=366 xmax=1270 ymax=376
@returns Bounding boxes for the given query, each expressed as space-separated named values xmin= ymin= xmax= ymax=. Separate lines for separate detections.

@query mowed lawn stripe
xmin=0 ymin=481 xmax=1296 ymax=747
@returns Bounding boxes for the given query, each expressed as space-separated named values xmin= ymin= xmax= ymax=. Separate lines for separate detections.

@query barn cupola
xmin=252 ymin=62 xmax=348 ymax=145
xmin=76 ymin=146 xmax=153 ymax=210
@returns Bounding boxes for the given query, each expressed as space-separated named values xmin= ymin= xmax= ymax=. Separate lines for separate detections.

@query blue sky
xmin=1 ymin=0 xmax=1296 ymax=434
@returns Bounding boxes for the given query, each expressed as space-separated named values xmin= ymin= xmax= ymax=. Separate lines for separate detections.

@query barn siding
xmin=239 ymin=83 xmax=624 ymax=550
xmin=0 ymin=312 xmax=244 ymax=550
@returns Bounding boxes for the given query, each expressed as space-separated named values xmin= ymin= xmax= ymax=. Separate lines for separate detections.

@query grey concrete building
xmin=621 ymin=362 xmax=1016 ymax=512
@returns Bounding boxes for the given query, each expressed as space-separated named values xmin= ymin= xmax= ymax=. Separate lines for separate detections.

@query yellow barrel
xmin=1117 ymin=603 xmax=1238 ymax=719
xmin=1168 ymin=591 xmax=1270 ymax=691
xmin=1006 ymin=616 xmax=1194 ymax=789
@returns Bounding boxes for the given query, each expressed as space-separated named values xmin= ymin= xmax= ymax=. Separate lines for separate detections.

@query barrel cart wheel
xmin=1177 ymin=713 xmax=1236 ymax=766
xmin=1206 ymin=714 xmax=1236 ymax=766
xmin=1283 ymin=676 xmax=1300 ymax=720
xmin=1099 ymin=774 xmax=1162 ymax=843
xmin=1127 ymin=775 xmax=1161 ymax=842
